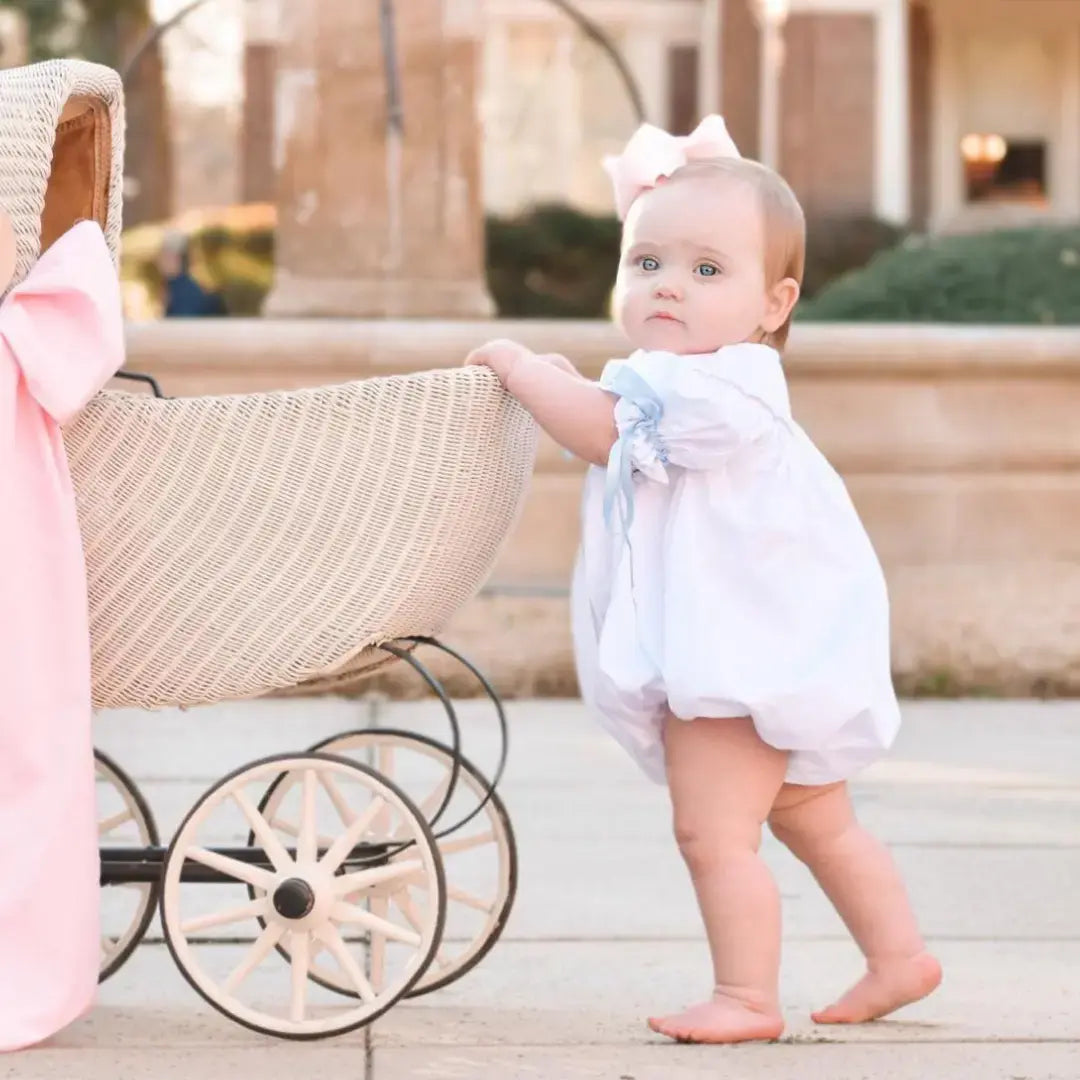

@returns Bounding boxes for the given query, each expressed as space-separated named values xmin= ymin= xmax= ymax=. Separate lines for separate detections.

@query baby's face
xmin=613 ymin=174 xmax=775 ymax=355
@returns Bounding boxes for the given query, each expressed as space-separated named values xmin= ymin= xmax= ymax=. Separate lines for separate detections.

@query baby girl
xmin=466 ymin=116 xmax=941 ymax=1044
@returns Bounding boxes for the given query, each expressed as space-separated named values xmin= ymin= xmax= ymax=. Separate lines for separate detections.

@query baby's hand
xmin=464 ymin=338 xmax=534 ymax=386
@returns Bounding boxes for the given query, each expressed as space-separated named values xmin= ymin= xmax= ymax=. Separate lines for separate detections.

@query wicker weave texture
xmin=0 ymin=59 xmax=124 ymax=292
xmin=64 ymin=367 xmax=538 ymax=710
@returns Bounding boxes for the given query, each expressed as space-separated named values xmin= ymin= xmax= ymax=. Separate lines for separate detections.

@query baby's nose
xmin=653 ymin=279 xmax=682 ymax=300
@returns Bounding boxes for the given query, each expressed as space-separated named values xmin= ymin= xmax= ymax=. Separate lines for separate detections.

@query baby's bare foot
xmin=648 ymin=992 xmax=784 ymax=1045
xmin=812 ymin=952 xmax=942 ymax=1025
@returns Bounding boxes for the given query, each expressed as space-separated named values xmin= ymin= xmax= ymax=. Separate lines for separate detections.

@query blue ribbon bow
xmin=602 ymin=365 xmax=666 ymax=542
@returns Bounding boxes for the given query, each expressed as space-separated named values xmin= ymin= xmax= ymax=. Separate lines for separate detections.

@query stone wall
xmin=120 ymin=320 xmax=1080 ymax=697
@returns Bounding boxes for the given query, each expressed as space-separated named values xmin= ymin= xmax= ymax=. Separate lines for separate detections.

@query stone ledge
xmin=124 ymin=319 xmax=1080 ymax=383
xmin=286 ymin=580 xmax=1080 ymax=702
xmin=115 ymin=319 xmax=1080 ymax=698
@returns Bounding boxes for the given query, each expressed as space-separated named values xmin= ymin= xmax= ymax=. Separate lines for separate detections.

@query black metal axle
xmin=99 ymin=843 xmax=394 ymax=887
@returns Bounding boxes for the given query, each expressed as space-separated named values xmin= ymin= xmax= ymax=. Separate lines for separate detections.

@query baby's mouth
xmin=648 ymin=312 xmax=682 ymax=324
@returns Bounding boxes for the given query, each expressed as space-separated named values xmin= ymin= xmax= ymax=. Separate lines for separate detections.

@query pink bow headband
xmin=602 ymin=115 xmax=742 ymax=221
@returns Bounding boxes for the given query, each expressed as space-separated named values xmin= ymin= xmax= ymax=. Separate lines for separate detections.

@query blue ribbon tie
xmin=601 ymin=365 xmax=665 ymax=542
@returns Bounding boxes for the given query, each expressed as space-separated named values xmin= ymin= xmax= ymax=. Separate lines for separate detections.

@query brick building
xmin=480 ymin=0 xmax=1080 ymax=233
xmin=2 ymin=0 xmax=1063 ymax=234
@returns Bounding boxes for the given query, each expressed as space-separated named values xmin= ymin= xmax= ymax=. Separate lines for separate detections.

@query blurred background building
xmin=1 ymin=0 xmax=1075 ymax=693
xmin=2 ymin=0 xmax=1074 ymax=235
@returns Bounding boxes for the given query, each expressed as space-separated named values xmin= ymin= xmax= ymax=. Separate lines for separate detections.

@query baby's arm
xmin=535 ymin=352 xmax=590 ymax=381
xmin=466 ymin=339 xmax=615 ymax=466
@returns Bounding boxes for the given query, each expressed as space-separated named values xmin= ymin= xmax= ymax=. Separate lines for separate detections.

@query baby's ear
xmin=761 ymin=277 xmax=800 ymax=334
xmin=0 ymin=208 xmax=15 ymax=293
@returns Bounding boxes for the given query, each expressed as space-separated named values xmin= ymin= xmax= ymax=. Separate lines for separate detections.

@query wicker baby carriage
xmin=2 ymin=60 xmax=537 ymax=1039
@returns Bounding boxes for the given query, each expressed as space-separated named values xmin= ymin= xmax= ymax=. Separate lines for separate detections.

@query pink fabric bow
xmin=603 ymin=114 xmax=742 ymax=221
xmin=1 ymin=219 xmax=125 ymax=423
xmin=0 ymin=218 xmax=124 ymax=1052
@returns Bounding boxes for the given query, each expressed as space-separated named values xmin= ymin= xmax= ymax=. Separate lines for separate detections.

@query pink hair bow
xmin=0 ymin=220 xmax=124 ymax=425
xmin=603 ymin=114 xmax=742 ymax=221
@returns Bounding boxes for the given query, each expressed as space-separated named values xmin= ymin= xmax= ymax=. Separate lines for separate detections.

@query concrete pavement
xmin=8 ymin=697 xmax=1080 ymax=1079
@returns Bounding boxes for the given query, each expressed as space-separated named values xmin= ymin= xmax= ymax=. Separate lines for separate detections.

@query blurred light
xmin=985 ymin=134 xmax=1007 ymax=162
xmin=961 ymin=133 xmax=1008 ymax=164
xmin=756 ymin=0 xmax=790 ymax=25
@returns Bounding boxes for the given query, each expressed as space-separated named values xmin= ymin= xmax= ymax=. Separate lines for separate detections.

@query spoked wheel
xmin=260 ymin=729 xmax=517 ymax=998
xmin=95 ymin=748 xmax=160 ymax=982
xmin=160 ymin=753 xmax=446 ymax=1040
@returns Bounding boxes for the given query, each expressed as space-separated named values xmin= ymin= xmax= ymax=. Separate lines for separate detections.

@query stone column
xmin=1054 ymin=24 xmax=1080 ymax=220
xmin=928 ymin=13 xmax=964 ymax=229
xmin=721 ymin=0 xmax=762 ymax=160
xmin=875 ymin=0 xmax=911 ymax=224
xmin=0 ymin=9 xmax=29 ymax=68
xmin=263 ymin=0 xmax=494 ymax=317
xmin=241 ymin=0 xmax=280 ymax=204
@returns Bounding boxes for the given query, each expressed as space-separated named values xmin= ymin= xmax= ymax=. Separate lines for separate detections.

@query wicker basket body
xmin=2 ymin=60 xmax=537 ymax=710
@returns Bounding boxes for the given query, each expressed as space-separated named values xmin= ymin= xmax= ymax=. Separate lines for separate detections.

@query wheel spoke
xmin=313 ymin=922 xmax=377 ymax=1003
xmin=98 ymin=808 xmax=134 ymax=837
xmin=418 ymin=775 xmax=452 ymax=819
xmin=371 ymin=748 xmax=395 ymax=834
xmin=395 ymin=884 xmax=451 ymax=972
xmin=447 ymin=886 xmax=494 ymax=914
xmin=332 ymin=857 xmax=422 ymax=896
xmin=180 ymin=897 xmax=268 ymax=935
xmin=232 ymin=790 xmax=294 ymax=873
xmin=319 ymin=771 xmax=357 ymax=828
xmin=185 ymin=846 xmax=276 ymax=891
xmin=369 ymin=895 xmax=388 ymax=989
xmin=223 ymin=922 xmax=285 ymax=994
xmin=436 ymin=830 xmax=496 ymax=858
xmin=390 ymin=776 xmax=450 ymax=842
xmin=320 ymin=796 xmax=388 ymax=873
xmin=376 ymin=743 xmax=395 ymax=781
xmin=267 ymin=815 xmax=334 ymax=850
xmin=298 ymin=769 xmax=318 ymax=866
xmin=391 ymin=889 xmax=425 ymax=933
xmin=289 ymin=929 xmax=310 ymax=1023
xmin=330 ymin=901 xmax=422 ymax=946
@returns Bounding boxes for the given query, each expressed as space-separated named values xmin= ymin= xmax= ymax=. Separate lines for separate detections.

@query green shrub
xmin=121 ymin=204 xmax=903 ymax=319
xmin=485 ymin=204 xmax=622 ymax=319
xmin=802 ymin=215 xmax=907 ymax=299
xmin=483 ymin=206 xmax=901 ymax=316
xmin=194 ymin=230 xmax=274 ymax=316
xmin=800 ymin=225 xmax=1080 ymax=323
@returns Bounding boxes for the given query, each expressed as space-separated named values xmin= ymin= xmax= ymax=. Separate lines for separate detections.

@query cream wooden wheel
xmin=160 ymin=753 xmax=446 ymax=1039
xmin=263 ymin=729 xmax=517 ymax=997
xmin=96 ymin=749 xmax=159 ymax=982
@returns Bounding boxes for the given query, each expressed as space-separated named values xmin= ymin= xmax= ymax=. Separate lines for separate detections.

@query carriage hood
xmin=0 ymin=59 xmax=125 ymax=298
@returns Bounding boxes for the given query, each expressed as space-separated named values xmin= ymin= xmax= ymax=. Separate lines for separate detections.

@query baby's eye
xmin=695 ymin=262 xmax=721 ymax=278
xmin=637 ymin=255 xmax=661 ymax=272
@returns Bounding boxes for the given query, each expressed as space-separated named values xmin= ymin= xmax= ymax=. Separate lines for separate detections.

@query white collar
xmin=627 ymin=344 xmax=791 ymax=420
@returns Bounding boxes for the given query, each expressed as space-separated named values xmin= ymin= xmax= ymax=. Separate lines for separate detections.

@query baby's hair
xmin=665 ymin=157 xmax=806 ymax=350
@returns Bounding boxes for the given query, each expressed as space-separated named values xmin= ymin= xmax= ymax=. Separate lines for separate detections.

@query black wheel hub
xmin=272 ymin=877 xmax=315 ymax=920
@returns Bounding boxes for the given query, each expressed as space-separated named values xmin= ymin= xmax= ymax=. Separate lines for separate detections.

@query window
xmin=962 ymin=134 xmax=1047 ymax=204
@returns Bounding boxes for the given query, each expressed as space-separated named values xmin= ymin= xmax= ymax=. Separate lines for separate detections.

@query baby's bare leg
xmin=648 ymin=715 xmax=788 ymax=1044
xmin=769 ymin=783 xmax=942 ymax=1023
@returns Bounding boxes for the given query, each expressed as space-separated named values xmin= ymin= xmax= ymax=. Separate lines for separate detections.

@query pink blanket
xmin=0 ymin=221 xmax=124 ymax=1050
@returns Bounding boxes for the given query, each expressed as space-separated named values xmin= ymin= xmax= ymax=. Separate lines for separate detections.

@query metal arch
xmin=113 ymin=369 xmax=166 ymax=398
xmin=121 ymin=0 xmax=644 ymax=126
xmin=403 ymin=636 xmax=509 ymax=836
xmin=377 ymin=642 xmax=462 ymax=836
xmin=541 ymin=0 xmax=647 ymax=124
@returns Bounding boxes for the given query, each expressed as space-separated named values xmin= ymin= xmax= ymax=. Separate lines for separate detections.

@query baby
xmin=466 ymin=117 xmax=941 ymax=1044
